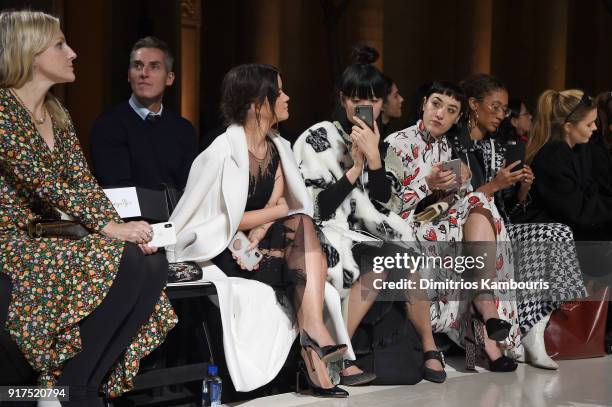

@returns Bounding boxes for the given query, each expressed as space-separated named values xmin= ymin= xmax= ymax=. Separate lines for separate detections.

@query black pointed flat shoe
xmin=339 ymin=359 xmax=377 ymax=386
xmin=423 ymin=350 xmax=447 ymax=383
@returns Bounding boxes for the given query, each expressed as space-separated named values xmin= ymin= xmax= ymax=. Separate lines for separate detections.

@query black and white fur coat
xmin=293 ymin=121 xmax=415 ymax=298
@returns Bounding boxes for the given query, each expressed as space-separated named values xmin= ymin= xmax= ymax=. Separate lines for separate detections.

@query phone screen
xmin=505 ymin=141 xmax=525 ymax=170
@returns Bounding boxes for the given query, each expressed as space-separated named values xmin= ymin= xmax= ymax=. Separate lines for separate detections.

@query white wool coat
xmin=166 ymin=124 xmax=354 ymax=391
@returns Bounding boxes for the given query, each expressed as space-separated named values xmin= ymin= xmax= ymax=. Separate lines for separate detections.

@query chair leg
xmin=202 ymin=318 xmax=216 ymax=364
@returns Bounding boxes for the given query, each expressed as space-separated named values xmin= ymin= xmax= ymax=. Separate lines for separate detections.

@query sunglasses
xmin=564 ymin=93 xmax=593 ymax=123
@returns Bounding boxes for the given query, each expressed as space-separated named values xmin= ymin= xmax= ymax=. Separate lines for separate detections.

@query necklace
xmin=248 ymin=141 xmax=268 ymax=161
xmin=10 ymin=88 xmax=47 ymax=125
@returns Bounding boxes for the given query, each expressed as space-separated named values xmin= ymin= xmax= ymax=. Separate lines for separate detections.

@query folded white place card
xmin=103 ymin=187 xmax=142 ymax=218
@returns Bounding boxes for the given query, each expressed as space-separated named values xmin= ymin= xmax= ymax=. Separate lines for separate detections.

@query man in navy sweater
xmin=91 ymin=36 xmax=198 ymax=192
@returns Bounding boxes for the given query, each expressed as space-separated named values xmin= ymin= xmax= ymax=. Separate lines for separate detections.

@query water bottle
xmin=202 ymin=364 xmax=222 ymax=406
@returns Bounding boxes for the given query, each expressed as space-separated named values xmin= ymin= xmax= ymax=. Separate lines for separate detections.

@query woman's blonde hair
xmin=0 ymin=10 xmax=69 ymax=130
xmin=526 ymin=89 xmax=595 ymax=163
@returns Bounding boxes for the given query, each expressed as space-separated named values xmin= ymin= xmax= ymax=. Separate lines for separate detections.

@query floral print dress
xmin=382 ymin=121 xmax=522 ymax=355
xmin=0 ymin=88 xmax=177 ymax=396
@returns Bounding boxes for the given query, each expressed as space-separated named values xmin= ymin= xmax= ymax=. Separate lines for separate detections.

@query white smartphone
xmin=228 ymin=231 xmax=263 ymax=271
xmin=149 ymin=222 xmax=177 ymax=247
xmin=441 ymin=158 xmax=462 ymax=188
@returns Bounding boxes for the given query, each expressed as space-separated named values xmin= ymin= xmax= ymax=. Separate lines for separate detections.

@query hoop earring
xmin=469 ymin=109 xmax=479 ymax=131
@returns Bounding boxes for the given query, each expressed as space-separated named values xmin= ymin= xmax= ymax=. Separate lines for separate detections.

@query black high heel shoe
xmin=297 ymin=360 xmax=349 ymax=398
xmin=300 ymin=330 xmax=347 ymax=363
xmin=471 ymin=303 xmax=511 ymax=341
xmin=465 ymin=318 xmax=517 ymax=372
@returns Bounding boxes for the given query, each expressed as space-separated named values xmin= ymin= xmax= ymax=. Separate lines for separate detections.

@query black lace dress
xmin=212 ymin=137 xmax=320 ymax=306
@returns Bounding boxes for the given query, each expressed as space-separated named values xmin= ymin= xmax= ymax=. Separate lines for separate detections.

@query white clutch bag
xmin=413 ymin=201 xmax=450 ymax=223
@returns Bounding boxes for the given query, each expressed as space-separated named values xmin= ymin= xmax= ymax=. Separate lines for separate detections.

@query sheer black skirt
xmin=212 ymin=213 xmax=324 ymax=310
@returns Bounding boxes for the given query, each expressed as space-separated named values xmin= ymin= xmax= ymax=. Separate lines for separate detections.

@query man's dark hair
xmin=130 ymin=36 xmax=174 ymax=72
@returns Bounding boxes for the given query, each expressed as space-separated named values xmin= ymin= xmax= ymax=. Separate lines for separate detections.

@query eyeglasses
xmin=564 ymin=93 xmax=593 ymax=123
xmin=481 ymin=102 xmax=511 ymax=118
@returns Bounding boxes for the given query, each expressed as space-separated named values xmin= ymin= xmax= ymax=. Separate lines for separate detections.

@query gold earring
xmin=469 ymin=110 xmax=479 ymax=131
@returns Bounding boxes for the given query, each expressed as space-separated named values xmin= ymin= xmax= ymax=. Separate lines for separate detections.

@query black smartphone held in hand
xmin=354 ymin=105 xmax=374 ymax=130
xmin=505 ymin=140 xmax=525 ymax=170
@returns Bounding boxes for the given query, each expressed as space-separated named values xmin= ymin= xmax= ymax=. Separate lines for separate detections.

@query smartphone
xmin=149 ymin=222 xmax=177 ymax=247
xmin=505 ymin=140 xmax=525 ymax=170
xmin=441 ymin=158 xmax=462 ymax=188
xmin=354 ymin=105 xmax=374 ymax=130
xmin=228 ymin=231 xmax=263 ymax=271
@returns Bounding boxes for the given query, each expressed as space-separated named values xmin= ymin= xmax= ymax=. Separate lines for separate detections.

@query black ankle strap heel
xmin=471 ymin=303 xmax=511 ymax=341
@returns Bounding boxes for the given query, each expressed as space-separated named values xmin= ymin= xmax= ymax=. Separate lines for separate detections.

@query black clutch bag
xmin=27 ymin=220 xmax=90 ymax=240
xmin=168 ymin=262 xmax=203 ymax=283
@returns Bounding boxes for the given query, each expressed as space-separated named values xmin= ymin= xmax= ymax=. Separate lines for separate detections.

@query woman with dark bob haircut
xmin=383 ymin=80 xmax=520 ymax=375
xmin=294 ymin=46 xmax=444 ymax=385
xmin=169 ymin=64 xmax=350 ymax=398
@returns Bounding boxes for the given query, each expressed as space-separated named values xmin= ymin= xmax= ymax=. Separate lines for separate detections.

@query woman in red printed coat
xmin=383 ymin=81 xmax=520 ymax=372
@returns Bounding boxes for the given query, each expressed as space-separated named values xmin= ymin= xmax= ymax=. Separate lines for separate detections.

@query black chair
xmin=1 ymin=273 xmax=219 ymax=405
xmin=110 ymin=282 xmax=219 ymax=407
xmin=0 ymin=272 xmax=37 ymax=386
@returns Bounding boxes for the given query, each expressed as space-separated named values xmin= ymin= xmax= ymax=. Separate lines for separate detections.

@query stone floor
xmin=227 ymin=355 xmax=612 ymax=407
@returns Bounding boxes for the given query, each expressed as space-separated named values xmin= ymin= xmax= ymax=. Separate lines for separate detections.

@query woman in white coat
xmin=168 ymin=64 xmax=348 ymax=398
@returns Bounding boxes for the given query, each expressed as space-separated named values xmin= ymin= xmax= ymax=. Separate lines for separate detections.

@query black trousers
xmin=0 ymin=272 xmax=11 ymax=328
xmin=56 ymin=243 xmax=168 ymax=406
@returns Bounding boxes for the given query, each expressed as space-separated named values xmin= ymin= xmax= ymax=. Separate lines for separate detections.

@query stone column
xmin=248 ymin=0 xmax=281 ymax=66
xmin=534 ymin=0 xmax=568 ymax=90
xmin=64 ymin=0 xmax=111 ymax=159
xmin=179 ymin=0 xmax=201 ymax=130
xmin=348 ymin=0 xmax=384 ymax=70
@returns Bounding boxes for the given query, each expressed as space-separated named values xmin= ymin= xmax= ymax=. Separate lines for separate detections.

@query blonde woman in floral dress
xmin=0 ymin=11 xmax=176 ymax=406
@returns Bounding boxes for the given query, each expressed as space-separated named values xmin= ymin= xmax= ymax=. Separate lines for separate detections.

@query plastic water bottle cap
xmin=208 ymin=364 xmax=218 ymax=375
